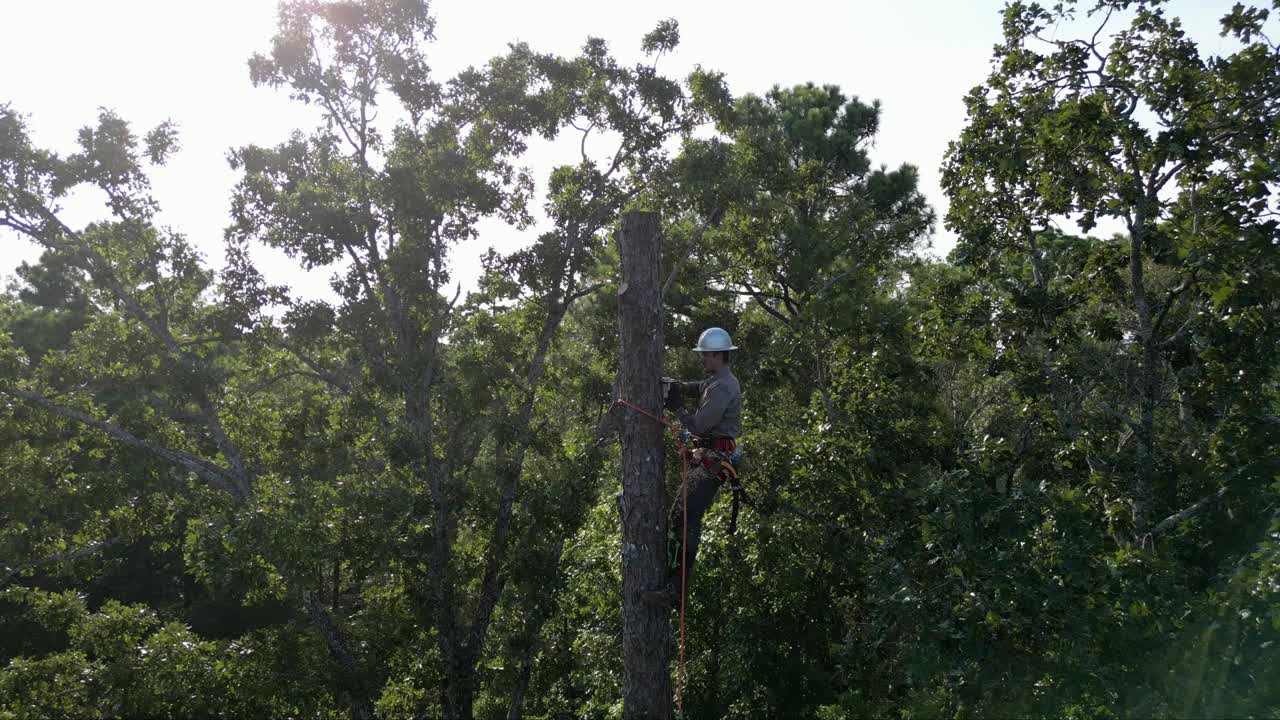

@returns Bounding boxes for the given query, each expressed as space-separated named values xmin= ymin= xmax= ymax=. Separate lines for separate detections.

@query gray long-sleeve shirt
xmin=678 ymin=366 xmax=742 ymax=439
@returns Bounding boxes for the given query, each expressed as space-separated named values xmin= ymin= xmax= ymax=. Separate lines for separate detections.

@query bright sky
xmin=0 ymin=0 xmax=1237 ymax=300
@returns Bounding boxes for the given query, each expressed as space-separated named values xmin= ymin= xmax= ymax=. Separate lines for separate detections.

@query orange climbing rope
xmin=612 ymin=397 xmax=689 ymax=713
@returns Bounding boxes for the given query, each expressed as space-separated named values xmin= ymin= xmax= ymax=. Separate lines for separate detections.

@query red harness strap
xmin=696 ymin=437 xmax=736 ymax=472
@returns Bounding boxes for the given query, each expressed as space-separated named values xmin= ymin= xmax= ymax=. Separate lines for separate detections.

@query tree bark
xmin=506 ymin=606 xmax=548 ymax=720
xmin=616 ymin=210 xmax=673 ymax=719
xmin=441 ymin=667 xmax=475 ymax=720
xmin=1128 ymin=213 xmax=1158 ymax=534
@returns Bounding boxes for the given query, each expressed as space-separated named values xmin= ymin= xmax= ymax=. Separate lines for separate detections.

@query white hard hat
xmin=693 ymin=327 xmax=737 ymax=352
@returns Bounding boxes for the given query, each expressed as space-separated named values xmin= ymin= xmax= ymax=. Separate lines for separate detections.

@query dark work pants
xmin=669 ymin=458 xmax=722 ymax=597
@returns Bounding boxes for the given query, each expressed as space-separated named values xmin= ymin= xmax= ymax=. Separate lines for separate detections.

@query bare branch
xmin=812 ymin=266 xmax=859 ymax=300
xmin=1 ymin=538 xmax=121 ymax=590
xmin=742 ymin=282 xmax=792 ymax=325
xmin=341 ymin=240 xmax=385 ymax=311
xmin=1159 ymin=303 xmax=1202 ymax=349
xmin=567 ymin=281 xmax=606 ymax=303
xmin=661 ymin=220 xmax=711 ymax=301
xmin=302 ymin=590 xmax=376 ymax=720
xmin=1089 ymin=5 xmax=1115 ymax=64
xmin=661 ymin=254 xmax=689 ymax=301
xmin=464 ymin=299 xmax=568 ymax=663
xmin=308 ymin=30 xmax=362 ymax=156
xmin=705 ymin=288 xmax=786 ymax=299
xmin=764 ymin=266 xmax=802 ymax=317
xmin=1152 ymin=274 xmax=1198 ymax=337
xmin=1 ymin=211 xmax=39 ymax=236
xmin=176 ymin=335 xmax=236 ymax=349
xmin=1150 ymin=485 xmax=1230 ymax=536
xmin=5 ymin=387 xmax=244 ymax=500
xmin=7 ymin=200 xmax=254 ymax=497
xmin=240 ymin=369 xmax=332 ymax=397
xmin=1150 ymin=160 xmax=1189 ymax=196
xmin=578 ymin=120 xmax=596 ymax=166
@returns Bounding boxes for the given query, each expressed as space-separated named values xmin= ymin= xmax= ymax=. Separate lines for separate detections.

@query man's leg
xmin=669 ymin=460 xmax=722 ymax=599
xmin=642 ymin=457 xmax=723 ymax=609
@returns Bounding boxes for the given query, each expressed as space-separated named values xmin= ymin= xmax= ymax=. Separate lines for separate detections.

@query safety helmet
xmin=693 ymin=327 xmax=737 ymax=353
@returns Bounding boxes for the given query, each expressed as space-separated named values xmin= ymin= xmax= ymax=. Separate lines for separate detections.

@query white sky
xmin=0 ymin=0 xmax=1238 ymax=300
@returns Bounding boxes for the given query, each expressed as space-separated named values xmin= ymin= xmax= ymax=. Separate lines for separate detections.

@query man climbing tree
xmin=643 ymin=326 xmax=743 ymax=609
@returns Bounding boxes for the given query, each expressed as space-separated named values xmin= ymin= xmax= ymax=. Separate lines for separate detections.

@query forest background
xmin=1 ymin=0 xmax=1278 ymax=718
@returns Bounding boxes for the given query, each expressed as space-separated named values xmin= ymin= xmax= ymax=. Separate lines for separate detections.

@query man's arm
xmin=680 ymin=383 xmax=731 ymax=436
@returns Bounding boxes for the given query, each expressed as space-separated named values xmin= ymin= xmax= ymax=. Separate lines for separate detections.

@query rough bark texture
xmin=616 ymin=211 xmax=673 ymax=719
xmin=1128 ymin=210 xmax=1157 ymax=535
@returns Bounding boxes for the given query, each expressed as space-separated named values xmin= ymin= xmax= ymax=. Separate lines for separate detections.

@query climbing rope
xmin=611 ymin=397 xmax=689 ymax=713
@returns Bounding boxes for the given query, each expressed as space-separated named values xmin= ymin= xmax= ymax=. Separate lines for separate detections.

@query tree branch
xmin=567 ymin=281 xmax=605 ymax=303
xmin=5 ymin=387 xmax=244 ymax=500
xmin=1159 ymin=303 xmax=1202 ymax=349
xmin=1 ymin=538 xmax=121 ymax=590
xmin=464 ymin=298 xmax=567 ymax=666
xmin=577 ymin=120 xmax=596 ymax=165
xmin=10 ymin=200 xmax=254 ymax=497
xmin=1149 ymin=485 xmax=1230 ymax=536
xmin=742 ymin=282 xmax=792 ymax=325
xmin=661 ymin=219 xmax=714 ymax=301
xmin=1152 ymin=274 xmax=1198 ymax=337
xmin=302 ymin=590 xmax=376 ymax=720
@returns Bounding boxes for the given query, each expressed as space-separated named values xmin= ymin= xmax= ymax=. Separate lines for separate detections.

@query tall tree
xmin=228 ymin=3 xmax=722 ymax=717
xmin=614 ymin=210 xmax=672 ymax=719
xmin=672 ymin=83 xmax=933 ymax=423
xmin=0 ymin=106 xmax=379 ymax=717
xmin=941 ymin=0 xmax=1280 ymax=535
xmin=1 ymin=2 xmax=727 ymax=718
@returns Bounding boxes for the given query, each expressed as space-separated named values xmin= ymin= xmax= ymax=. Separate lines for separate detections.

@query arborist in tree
xmin=643 ymin=327 xmax=743 ymax=610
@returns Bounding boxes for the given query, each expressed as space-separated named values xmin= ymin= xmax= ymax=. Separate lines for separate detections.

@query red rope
xmin=612 ymin=397 xmax=689 ymax=713
xmin=679 ymin=443 xmax=688 ymax=713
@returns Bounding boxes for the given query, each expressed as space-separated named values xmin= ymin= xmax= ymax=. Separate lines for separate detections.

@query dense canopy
xmin=1 ymin=1 xmax=1278 ymax=718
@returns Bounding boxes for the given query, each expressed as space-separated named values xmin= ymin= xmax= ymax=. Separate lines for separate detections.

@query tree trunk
xmin=615 ymin=210 xmax=674 ymax=719
xmin=506 ymin=616 xmax=542 ymax=720
xmin=1134 ymin=343 xmax=1159 ymax=535
xmin=441 ymin=666 xmax=475 ymax=720
xmin=507 ymin=537 xmax=568 ymax=720
xmin=1128 ymin=217 xmax=1157 ymax=534
xmin=302 ymin=590 xmax=376 ymax=720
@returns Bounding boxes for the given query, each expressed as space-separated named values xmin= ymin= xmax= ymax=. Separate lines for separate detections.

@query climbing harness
xmin=687 ymin=434 xmax=748 ymax=535
xmin=723 ymin=455 xmax=748 ymax=536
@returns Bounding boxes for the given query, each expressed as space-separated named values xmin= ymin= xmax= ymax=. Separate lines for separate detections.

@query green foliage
xmin=2 ymin=1 xmax=1278 ymax=719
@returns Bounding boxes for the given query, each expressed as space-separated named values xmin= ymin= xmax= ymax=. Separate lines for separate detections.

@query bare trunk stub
xmin=616 ymin=210 xmax=674 ymax=719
